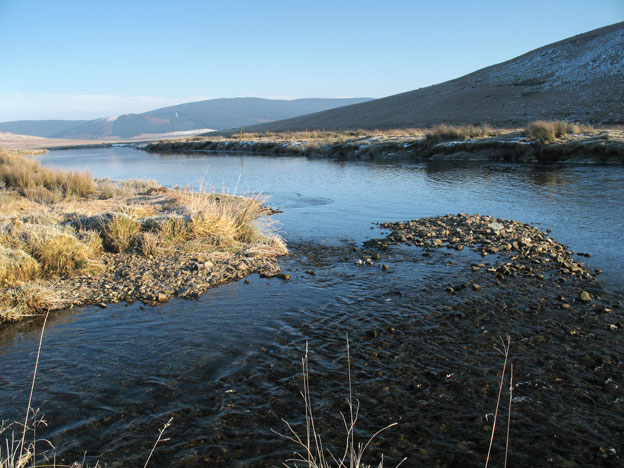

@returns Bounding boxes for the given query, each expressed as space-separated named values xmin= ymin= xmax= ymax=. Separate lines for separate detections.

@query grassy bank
xmin=144 ymin=121 xmax=624 ymax=164
xmin=0 ymin=149 xmax=287 ymax=323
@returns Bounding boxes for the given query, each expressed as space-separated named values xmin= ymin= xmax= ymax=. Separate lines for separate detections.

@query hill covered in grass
xmin=225 ymin=22 xmax=624 ymax=134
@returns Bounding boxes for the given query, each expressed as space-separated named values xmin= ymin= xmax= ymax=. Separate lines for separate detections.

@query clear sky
xmin=0 ymin=0 xmax=622 ymax=121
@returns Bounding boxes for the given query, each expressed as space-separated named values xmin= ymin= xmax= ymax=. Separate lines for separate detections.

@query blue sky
xmin=0 ymin=0 xmax=622 ymax=121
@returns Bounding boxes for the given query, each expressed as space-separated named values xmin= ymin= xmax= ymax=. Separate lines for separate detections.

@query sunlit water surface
xmin=1 ymin=147 xmax=622 ymax=466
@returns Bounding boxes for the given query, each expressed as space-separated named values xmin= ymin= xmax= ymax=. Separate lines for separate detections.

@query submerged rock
xmin=580 ymin=290 xmax=592 ymax=303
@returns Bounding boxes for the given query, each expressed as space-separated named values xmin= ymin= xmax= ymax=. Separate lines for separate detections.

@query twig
xmin=485 ymin=335 xmax=511 ymax=468
xmin=505 ymin=364 xmax=514 ymax=468
xmin=346 ymin=334 xmax=354 ymax=468
xmin=143 ymin=417 xmax=173 ymax=468
xmin=19 ymin=310 xmax=49 ymax=458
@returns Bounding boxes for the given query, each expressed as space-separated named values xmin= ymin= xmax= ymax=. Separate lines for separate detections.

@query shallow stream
xmin=1 ymin=148 xmax=623 ymax=466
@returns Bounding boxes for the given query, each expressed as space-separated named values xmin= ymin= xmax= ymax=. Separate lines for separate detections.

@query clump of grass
xmin=170 ymin=191 xmax=273 ymax=247
xmin=0 ymin=149 xmax=95 ymax=200
xmin=137 ymin=231 xmax=162 ymax=257
xmin=67 ymin=170 xmax=96 ymax=198
xmin=29 ymin=230 xmax=96 ymax=276
xmin=98 ymin=179 xmax=115 ymax=200
xmin=21 ymin=185 xmax=65 ymax=204
xmin=425 ymin=124 xmax=494 ymax=143
xmin=527 ymin=120 xmax=580 ymax=143
xmin=101 ymin=215 xmax=141 ymax=253
xmin=0 ymin=283 xmax=66 ymax=322
xmin=122 ymin=178 xmax=162 ymax=195
xmin=0 ymin=222 xmax=101 ymax=283
xmin=0 ymin=246 xmax=40 ymax=286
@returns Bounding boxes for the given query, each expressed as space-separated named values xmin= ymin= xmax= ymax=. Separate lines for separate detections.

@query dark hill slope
xmin=231 ymin=22 xmax=624 ymax=133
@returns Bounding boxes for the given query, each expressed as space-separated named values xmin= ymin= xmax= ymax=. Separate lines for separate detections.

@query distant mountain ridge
xmin=0 ymin=97 xmax=372 ymax=139
xmin=229 ymin=22 xmax=624 ymax=133
xmin=0 ymin=120 xmax=90 ymax=138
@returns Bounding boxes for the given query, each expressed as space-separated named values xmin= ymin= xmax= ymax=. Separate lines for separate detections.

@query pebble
xmin=53 ymin=250 xmax=283 ymax=310
xmin=579 ymin=291 xmax=592 ymax=303
xmin=364 ymin=214 xmax=595 ymax=284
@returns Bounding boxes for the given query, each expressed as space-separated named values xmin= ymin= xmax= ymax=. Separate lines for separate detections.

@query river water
xmin=1 ymin=147 xmax=623 ymax=467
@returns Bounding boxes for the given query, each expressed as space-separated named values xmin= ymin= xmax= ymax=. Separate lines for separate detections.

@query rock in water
xmin=157 ymin=293 xmax=168 ymax=303
xmin=579 ymin=290 xmax=592 ymax=303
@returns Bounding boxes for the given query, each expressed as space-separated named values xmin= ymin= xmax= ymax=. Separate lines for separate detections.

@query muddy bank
xmin=143 ymin=129 xmax=624 ymax=164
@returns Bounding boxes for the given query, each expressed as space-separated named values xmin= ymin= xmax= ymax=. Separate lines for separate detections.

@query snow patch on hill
xmin=485 ymin=26 xmax=624 ymax=90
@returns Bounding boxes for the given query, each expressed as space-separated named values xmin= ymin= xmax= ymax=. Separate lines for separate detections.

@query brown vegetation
xmin=527 ymin=120 xmax=582 ymax=143
xmin=0 ymin=149 xmax=286 ymax=323
xmin=148 ymin=122 xmax=623 ymax=165
xmin=425 ymin=124 xmax=495 ymax=143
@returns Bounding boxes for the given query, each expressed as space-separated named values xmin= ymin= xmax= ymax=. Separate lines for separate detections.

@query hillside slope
xmin=0 ymin=98 xmax=371 ymax=139
xmin=0 ymin=120 xmax=88 ymax=138
xmin=231 ymin=22 xmax=624 ymax=133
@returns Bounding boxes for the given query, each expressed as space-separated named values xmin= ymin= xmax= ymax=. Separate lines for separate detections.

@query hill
xmin=226 ymin=22 xmax=624 ymax=133
xmin=0 ymin=120 xmax=89 ymax=138
xmin=0 ymin=97 xmax=371 ymax=139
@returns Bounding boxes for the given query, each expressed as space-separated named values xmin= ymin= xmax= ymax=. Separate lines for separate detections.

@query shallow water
xmin=1 ymin=147 xmax=623 ymax=466
xmin=40 ymin=148 xmax=624 ymax=284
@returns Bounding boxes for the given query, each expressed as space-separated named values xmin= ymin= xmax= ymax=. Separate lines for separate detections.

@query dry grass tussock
xmin=425 ymin=124 xmax=496 ymax=143
xmin=527 ymin=120 xmax=585 ymax=143
xmin=0 ymin=150 xmax=95 ymax=198
xmin=0 ymin=148 xmax=286 ymax=322
xmin=0 ymin=283 xmax=67 ymax=323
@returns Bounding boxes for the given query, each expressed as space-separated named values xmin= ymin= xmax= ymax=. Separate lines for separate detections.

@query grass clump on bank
xmin=0 ymin=149 xmax=95 ymax=198
xmin=527 ymin=120 xmax=582 ymax=143
xmin=425 ymin=124 xmax=495 ymax=143
xmin=0 ymin=148 xmax=286 ymax=322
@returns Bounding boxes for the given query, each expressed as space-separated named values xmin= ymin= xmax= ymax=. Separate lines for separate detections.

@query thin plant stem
xmin=485 ymin=335 xmax=511 ymax=468
xmin=504 ymin=364 xmax=514 ymax=468
xmin=346 ymin=334 xmax=354 ymax=468
xmin=19 ymin=310 xmax=49 ymax=458
xmin=277 ymin=338 xmax=404 ymax=468
xmin=143 ymin=417 xmax=173 ymax=468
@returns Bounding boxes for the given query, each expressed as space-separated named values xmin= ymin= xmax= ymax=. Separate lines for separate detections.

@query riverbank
xmin=144 ymin=124 xmax=624 ymax=164
xmin=1 ymin=145 xmax=623 ymax=465
xmin=0 ymin=149 xmax=287 ymax=323
xmin=142 ymin=214 xmax=623 ymax=467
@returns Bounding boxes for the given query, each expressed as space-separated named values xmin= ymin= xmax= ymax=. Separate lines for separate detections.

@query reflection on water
xmin=41 ymin=147 xmax=624 ymax=284
xmin=0 ymin=147 xmax=621 ymax=466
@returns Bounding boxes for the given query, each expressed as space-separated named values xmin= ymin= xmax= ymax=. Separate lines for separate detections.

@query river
xmin=1 ymin=147 xmax=622 ymax=467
